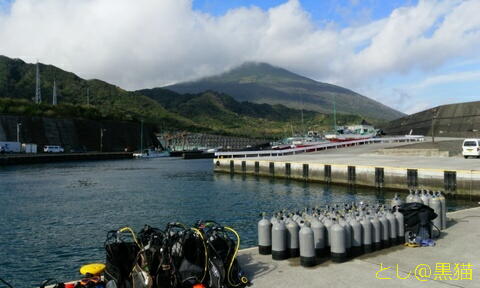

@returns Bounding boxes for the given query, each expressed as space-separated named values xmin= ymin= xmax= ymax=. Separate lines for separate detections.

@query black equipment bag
xmin=398 ymin=203 xmax=438 ymax=239
xmin=196 ymin=221 xmax=250 ymax=288
xmin=104 ymin=230 xmax=141 ymax=288
xmin=166 ymin=223 xmax=207 ymax=288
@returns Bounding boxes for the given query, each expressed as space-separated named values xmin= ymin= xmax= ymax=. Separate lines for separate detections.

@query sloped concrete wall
xmin=0 ymin=114 xmax=159 ymax=152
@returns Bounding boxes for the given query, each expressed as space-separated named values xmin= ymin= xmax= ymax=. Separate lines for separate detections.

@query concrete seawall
xmin=213 ymin=155 xmax=480 ymax=197
xmin=0 ymin=152 xmax=133 ymax=166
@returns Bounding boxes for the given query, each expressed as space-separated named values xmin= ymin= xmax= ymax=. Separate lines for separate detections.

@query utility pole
xmin=100 ymin=128 xmax=107 ymax=152
xmin=35 ymin=61 xmax=41 ymax=104
xmin=86 ymin=87 xmax=90 ymax=105
xmin=16 ymin=122 xmax=22 ymax=143
xmin=52 ymin=78 xmax=57 ymax=105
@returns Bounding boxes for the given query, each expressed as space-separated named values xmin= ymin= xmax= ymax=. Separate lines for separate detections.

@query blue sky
xmin=193 ymin=0 xmax=417 ymax=26
xmin=0 ymin=0 xmax=478 ymax=114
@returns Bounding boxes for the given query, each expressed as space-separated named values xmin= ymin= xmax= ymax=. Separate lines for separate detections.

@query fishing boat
xmin=324 ymin=124 xmax=377 ymax=142
xmin=133 ymin=148 xmax=170 ymax=158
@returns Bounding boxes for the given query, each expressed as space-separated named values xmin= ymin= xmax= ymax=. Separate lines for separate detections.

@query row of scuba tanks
xmin=257 ymin=190 xmax=447 ymax=268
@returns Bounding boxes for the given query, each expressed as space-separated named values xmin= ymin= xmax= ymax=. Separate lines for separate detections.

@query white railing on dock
xmin=214 ymin=136 xmax=424 ymax=158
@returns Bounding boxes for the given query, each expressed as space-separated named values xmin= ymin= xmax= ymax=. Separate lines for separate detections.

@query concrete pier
xmin=238 ymin=207 xmax=480 ymax=288
xmin=214 ymin=143 xmax=480 ymax=197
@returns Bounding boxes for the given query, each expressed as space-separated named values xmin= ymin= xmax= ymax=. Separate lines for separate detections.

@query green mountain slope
xmin=139 ymin=88 xmax=369 ymax=137
xmin=0 ymin=55 xmax=199 ymax=129
xmin=166 ymin=62 xmax=404 ymax=121
xmin=0 ymin=55 xmax=381 ymax=138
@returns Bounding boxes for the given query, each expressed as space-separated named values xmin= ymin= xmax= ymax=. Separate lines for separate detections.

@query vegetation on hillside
xmin=1 ymin=55 xmax=385 ymax=139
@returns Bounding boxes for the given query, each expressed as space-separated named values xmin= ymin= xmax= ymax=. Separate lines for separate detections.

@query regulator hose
xmin=191 ymin=227 xmax=209 ymax=283
xmin=224 ymin=226 xmax=249 ymax=287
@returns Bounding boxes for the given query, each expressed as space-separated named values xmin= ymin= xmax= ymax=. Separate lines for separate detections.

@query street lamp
xmin=100 ymin=128 xmax=107 ymax=152
xmin=16 ymin=122 xmax=22 ymax=143
xmin=431 ymin=108 xmax=438 ymax=143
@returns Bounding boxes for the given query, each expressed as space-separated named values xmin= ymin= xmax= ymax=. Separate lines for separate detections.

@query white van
xmin=462 ymin=139 xmax=480 ymax=158
xmin=43 ymin=145 xmax=64 ymax=153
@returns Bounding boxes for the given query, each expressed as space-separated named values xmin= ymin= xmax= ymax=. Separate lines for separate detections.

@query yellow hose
xmin=191 ymin=227 xmax=209 ymax=283
xmin=224 ymin=226 xmax=248 ymax=286
xmin=118 ymin=226 xmax=141 ymax=248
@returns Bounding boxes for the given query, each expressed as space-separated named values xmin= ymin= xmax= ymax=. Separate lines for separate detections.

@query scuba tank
xmin=412 ymin=190 xmax=422 ymax=204
xmin=393 ymin=207 xmax=405 ymax=244
xmin=437 ymin=191 xmax=447 ymax=230
xmin=391 ymin=193 xmax=403 ymax=209
xmin=311 ymin=218 xmax=327 ymax=257
xmin=360 ymin=216 xmax=372 ymax=253
xmin=349 ymin=217 xmax=363 ymax=257
xmin=339 ymin=218 xmax=352 ymax=258
xmin=370 ymin=215 xmax=382 ymax=251
xmin=406 ymin=190 xmax=414 ymax=203
xmin=258 ymin=213 xmax=272 ymax=255
xmin=299 ymin=221 xmax=316 ymax=267
xmin=286 ymin=220 xmax=300 ymax=258
xmin=420 ymin=190 xmax=430 ymax=206
xmin=385 ymin=210 xmax=398 ymax=246
xmin=322 ymin=217 xmax=333 ymax=253
xmin=330 ymin=219 xmax=347 ymax=263
xmin=271 ymin=218 xmax=288 ymax=260
xmin=429 ymin=194 xmax=442 ymax=236
xmin=378 ymin=213 xmax=390 ymax=248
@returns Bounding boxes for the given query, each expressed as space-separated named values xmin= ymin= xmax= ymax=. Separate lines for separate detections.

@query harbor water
xmin=0 ymin=158 xmax=477 ymax=287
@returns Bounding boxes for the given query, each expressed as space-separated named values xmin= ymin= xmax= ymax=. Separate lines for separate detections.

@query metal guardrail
xmin=214 ymin=136 xmax=425 ymax=158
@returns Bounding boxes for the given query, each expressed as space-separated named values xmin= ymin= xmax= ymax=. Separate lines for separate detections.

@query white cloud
xmin=0 ymin=0 xmax=479 ymax=112
xmin=412 ymin=70 xmax=480 ymax=89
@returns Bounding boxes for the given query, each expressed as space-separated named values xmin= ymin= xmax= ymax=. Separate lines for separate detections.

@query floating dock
xmin=214 ymin=140 xmax=480 ymax=197
xmin=0 ymin=152 xmax=133 ymax=166
xmin=238 ymin=207 xmax=480 ymax=288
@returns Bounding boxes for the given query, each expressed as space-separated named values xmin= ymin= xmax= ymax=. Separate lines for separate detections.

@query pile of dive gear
xmin=104 ymin=221 xmax=250 ymax=288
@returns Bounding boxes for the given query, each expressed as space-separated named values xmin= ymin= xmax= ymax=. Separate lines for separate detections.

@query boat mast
xmin=140 ymin=119 xmax=144 ymax=152
xmin=301 ymin=96 xmax=305 ymax=135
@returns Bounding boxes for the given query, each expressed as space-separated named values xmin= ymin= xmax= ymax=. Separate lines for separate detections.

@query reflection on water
xmin=0 ymin=158 xmax=477 ymax=287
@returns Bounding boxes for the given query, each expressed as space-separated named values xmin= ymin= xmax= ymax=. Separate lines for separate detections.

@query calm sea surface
xmin=0 ymin=158 xmax=477 ymax=287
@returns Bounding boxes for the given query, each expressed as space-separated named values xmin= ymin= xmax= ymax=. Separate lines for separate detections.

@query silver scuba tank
xmin=299 ymin=221 xmax=316 ymax=267
xmin=286 ymin=220 xmax=300 ymax=258
xmin=385 ymin=210 xmax=398 ymax=245
xmin=391 ymin=193 xmax=403 ymax=209
xmin=311 ymin=218 xmax=327 ymax=257
xmin=330 ymin=219 xmax=347 ymax=263
xmin=258 ymin=212 xmax=272 ymax=255
xmin=349 ymin=217 xmax=363 ymax=257
xmin=339 ymin=218 xmax=353 ymax=258
xmin=429 ymin=194 xmax=442 ymax=237
xmin=406 ymin=190 xmax=414 ymax=203
xmin=370 ymin=215 xmax=382 ymax=251
xmin=271 ymin=218 xmax=288 ymax=260
xmin=393 ymin=207 xmax=405 ymax=244
xmin=360 ymin=216 xmax=372 ymax=253
xmin=437 ymin=191 xmax=447 ymax=230
xmin=378 ymin=213 xmax=390 ymax=248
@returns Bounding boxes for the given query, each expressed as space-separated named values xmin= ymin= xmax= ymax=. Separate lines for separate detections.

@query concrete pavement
xmin=238 ymin=207 xmax=480 ymax=288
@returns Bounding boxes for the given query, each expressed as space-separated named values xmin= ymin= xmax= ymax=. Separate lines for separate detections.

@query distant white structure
xmin=52 ymin=79 xmax=57 ymax=105
xmin=35 ymin=61 xmax=41 ymax=104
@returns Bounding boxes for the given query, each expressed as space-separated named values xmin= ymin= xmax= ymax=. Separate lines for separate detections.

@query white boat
xmin=324 ymin=124 xmax=377 ymax=142
xmin=133 ymin=149 xmax=170 ymax=158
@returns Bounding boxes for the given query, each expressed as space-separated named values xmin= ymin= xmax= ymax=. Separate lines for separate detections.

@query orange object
xmin=193 ymin=284 xmax=206 ymax=288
